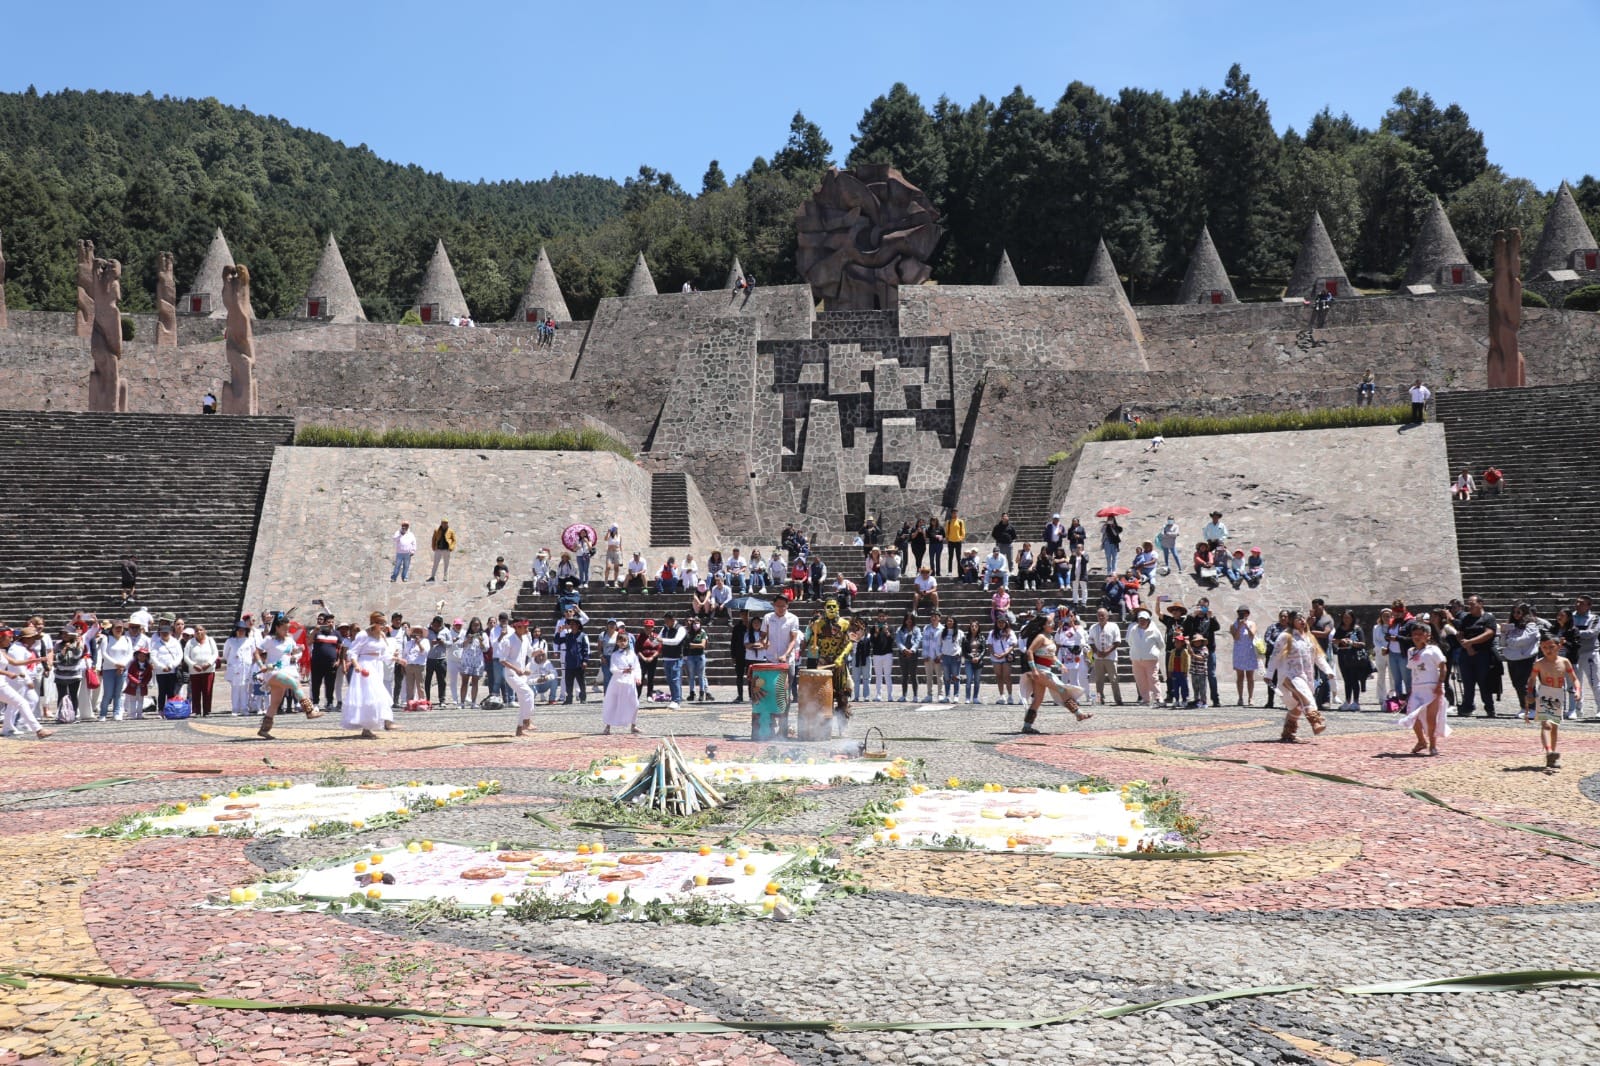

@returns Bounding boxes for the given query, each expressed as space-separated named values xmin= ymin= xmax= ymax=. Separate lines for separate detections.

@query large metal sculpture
xmin=220 ymin=264 xmax=258 ymax=414
xmin=1487 ymin=228 xmax=1526 ymax=389
xmin=795 ymin=164 xmax=943 ymax=311
xmin=155 ymin=251 xmax=177 ymax=347
xmin=87 ymin=256 xmax=127 ymax=412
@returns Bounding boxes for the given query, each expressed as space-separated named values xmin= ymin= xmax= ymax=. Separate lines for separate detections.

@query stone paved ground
xmin=3 ymin=696 xmax=1600 ymax=1065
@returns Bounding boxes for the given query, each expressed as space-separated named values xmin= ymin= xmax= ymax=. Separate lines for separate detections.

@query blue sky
xmin=5 ymin=1 xmax=1595 ymax=190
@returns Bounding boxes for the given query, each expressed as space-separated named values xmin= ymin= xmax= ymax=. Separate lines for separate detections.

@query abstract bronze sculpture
xmin=795 ymin=164 xmax=943 ymax=311
xmin=1487 ymin=228 xmax=1526 ymax=389
xmin=87 ymin=256 xmax=127 ymax=412
xmin=76 ymin=239 xmax=95 ymax=338
xmin=220 ymin=263 xmax=258 ymax=414
xmin=156 ymin=251 xmax=177 ymax=347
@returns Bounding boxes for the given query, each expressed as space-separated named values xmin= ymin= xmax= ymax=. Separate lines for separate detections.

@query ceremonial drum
xmin=748 ymin=663 xmax=790 ymax=741
xmin=797 ymin=668 xmax=834 ymax=742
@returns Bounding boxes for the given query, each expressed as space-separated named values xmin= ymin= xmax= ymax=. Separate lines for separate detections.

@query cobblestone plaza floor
xmin=3 ymin=695 xmax=1599 ymax=1065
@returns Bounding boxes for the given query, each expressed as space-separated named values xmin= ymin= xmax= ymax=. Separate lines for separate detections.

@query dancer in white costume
xmin=342 ymin=612 xmax=393 ymax=738
xmin=254 ymin=613 xmax=324 ymax=739
xmin=0 ymin=626 xmax=51 ymax=739
xmin=602 ymin=626 xmax=641 ymax=735
xmin=496 ymin=618 xmax=537 ymax=736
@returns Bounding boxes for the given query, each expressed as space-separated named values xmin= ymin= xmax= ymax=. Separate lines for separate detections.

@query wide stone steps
xmin=1437 ymin=384 xmax=1600 ymax=613
xmin=0 ymin=410 xmax=293 ymax=629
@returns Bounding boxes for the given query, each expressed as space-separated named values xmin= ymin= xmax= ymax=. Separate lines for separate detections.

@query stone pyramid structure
xmin=624 ymin=252 xmax=657 ymax=297
xmin=414 ymin=239 xmax=469 ymax=322
xmin=1175 ymin=226 xmax=1236 ymax=305
xmin=299 ymin=234 xmax=366 ymax=322
xmin=1286 ymin=211 xmax=1358 ymax=299
xmin=992 ymin=249 xmax=1020 ymax=287
xmin=724 ymin=256 xmax=746 ymax=289
xmin=1529 ymin=182 xmax=1599 ymax=278
xmin=185 ymin=227 xmax=234 ymax=318
xmin=513 ymin=246 xmax=571 ymax=322
xmin=1404 ymin=196 xmax=1484 ymax=287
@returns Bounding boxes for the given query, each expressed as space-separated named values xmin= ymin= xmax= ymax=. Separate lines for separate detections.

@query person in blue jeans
xmin=681 ymin=619 xmax=710 ymax=701
xmin=1100 ymin=516 xmax=1122 ymax=577
xmin=961 ymin=621 xmax=984 ymax=704
xmin=657 ymin=615 xmax=686 ymax=703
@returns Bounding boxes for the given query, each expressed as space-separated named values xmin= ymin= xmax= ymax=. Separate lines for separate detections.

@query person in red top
xmin=1483 ymin=466 xmax=1505 ymax=496
xmin=636 ymin=620 xmax=662 ymax=697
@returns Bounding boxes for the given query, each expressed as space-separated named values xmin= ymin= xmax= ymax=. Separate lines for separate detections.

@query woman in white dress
xmin=1397 ymin=621 xmax=1450 ymax=756
xmin=1055 ymin=610 xmax=1089 ymax=694
xmin=1270 ymin=612 xmax=1329 ymax=743
xmin=601 ymin=627 xmax=641 ymax=735
xmin=342 ymin=612 xmax=392 ymax=739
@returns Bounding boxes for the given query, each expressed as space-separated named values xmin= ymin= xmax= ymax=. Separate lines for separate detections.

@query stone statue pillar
xmin=75 ymin=240 xmax=95 ymax=338
xmin=87 ymin=257 xmax=128 ymax=412
xmin=0 ymin=228 xmax=8 ymax=330
xmin=155 ymin=251 xmax=177 ymax=347
xmin=1487 ymin=228 xmax=1526 ymax=389
xmin=220 ymin=264 xmax=258 ymax=415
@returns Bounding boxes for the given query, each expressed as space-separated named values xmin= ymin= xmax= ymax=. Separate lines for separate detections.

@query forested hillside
xmin=1 ymin=74 xmax=1595 ymax=320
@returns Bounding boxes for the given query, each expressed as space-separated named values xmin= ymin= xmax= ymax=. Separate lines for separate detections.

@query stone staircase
xmin=0 ymin=411 xmax=295 ymax=629
xmin=1005 ymin=465 xmax=1058 ymax=536
xmin=648 ymin=472 xmax=691 ymax=547
xmin=1436 ymin=384 xmax=1600 ymax=613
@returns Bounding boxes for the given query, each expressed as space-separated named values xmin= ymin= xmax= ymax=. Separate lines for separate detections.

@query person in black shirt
xmin=730 ymin=612 xmax=750 ymax=703
xmin=1454 ymin=594 xmax=1500 ymax=717
xmin=309 ymin=614 xmax=342 ymax=710
xmin=1182 ymin=599 xmax=1223 ymax=704
xmin=1307 ymin=598 xmax=1335 ymax=709
xmin=991 ymin=512 xmax=1018 ymax=569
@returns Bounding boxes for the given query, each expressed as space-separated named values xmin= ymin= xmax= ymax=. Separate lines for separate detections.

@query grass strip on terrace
xmin=294 ymin=424 xmax=634 ymax=458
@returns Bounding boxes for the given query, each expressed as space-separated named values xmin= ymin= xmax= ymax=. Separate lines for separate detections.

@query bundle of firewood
xmin=613 ymin=737 xmax=726 ymax=816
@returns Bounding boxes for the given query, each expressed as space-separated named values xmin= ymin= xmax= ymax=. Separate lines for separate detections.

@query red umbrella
xmin=562 ymin=523 xmax=598 ymax=552
xmin=1095 ymin=505 xmax=1131 ymax=518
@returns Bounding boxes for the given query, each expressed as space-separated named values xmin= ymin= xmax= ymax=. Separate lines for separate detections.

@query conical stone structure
xmin=1529 ymin=182 xmax=1599 ymax=278
xmin=724 ymin=256 xmax=746 ymax=289
xmin=185 ymin=227 xmax=234 ymax=318
xmin=299 ymin=234 xmax=366 ymax=322
xmin=1175 ymin=226 xmax=1237 ymax=305
xmin=1286 ymin=211 xmax=1358 ymax=299
xmin=1083 ymin=238 xmax=1124 ymax=291
xmin=624 ymin=251 xmax=657 ymax=297
xmin=992 ymin=249 xmax=1020 ymax=287
xmin=1405 ymin=197 xmax=1484 ymax=287
xmin=414 ymin=239 xmax=469 ymax=322
xmin=1082 ymin=237 xmax=1144 ymax=345
xmin=513 ymin=246 xmax=571 ymax=322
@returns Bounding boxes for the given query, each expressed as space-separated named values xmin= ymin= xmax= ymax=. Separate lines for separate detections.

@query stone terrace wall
xmin=5 ymin=309 xmax=329 ymax=345
xmin=899 ymin=285 xmax=1147 ymax=370
xmin=572 ymin=286 xmax=815 ymax=384
xmin=242 ymin=447 xmax=722 ymax=630
xmin=1057 ymin=425 xmax=1461 ymax=617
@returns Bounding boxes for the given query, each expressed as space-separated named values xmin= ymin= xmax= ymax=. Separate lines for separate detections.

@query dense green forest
xmin=0 ymin=73 xmax=1595 ymax=320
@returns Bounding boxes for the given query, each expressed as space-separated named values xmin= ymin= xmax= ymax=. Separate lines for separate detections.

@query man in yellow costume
xmin=806 ymin=599 xmax=857 ymax=737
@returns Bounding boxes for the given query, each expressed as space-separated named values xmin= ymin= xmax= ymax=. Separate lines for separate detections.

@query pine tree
xmin=847 ymin=83 xmax=947 ymax=195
